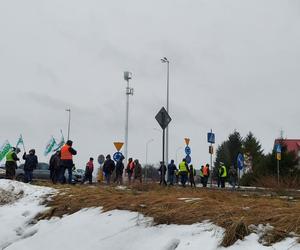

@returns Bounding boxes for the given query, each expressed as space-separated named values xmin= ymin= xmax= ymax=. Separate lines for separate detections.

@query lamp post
xmin=161 ymin=57 xmax=170 ymax=166
xmin=66 ymin=108 xmax=71 ymax=140
xmin=124 ymin=71 xmax=134 ymax=163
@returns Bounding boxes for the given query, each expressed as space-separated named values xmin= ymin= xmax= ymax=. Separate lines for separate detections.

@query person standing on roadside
xmin=126 ymin=158 xmax=135 ymax=184
xmin=167 ymin=160 xmax=177 ymax=186
xmin=134 ymin=159 xmax=142 ymax=183
xmin=115 ymin=155 xmax=125 ymax=185
xmin=199 ymin=165 xmax=204 ymax=186
xmin=189 ymin=164 xmax=196 ymax=188
xmin=82 ymin=157 xmax=94 ymax=184
xmin=178 ymin=158 xmax=188 ymax=187
xmin=49 ymin=151 xmax=60 ymax=184
xmin=219 ymin=162 xmax=227 ymax=188
xmin=202 ymin=164 xmax=210 ymax=187
xmin=5 ymin=147 xmax=20 ymax=180
xmin=22 ymin=149 xmax=38 ymax=183
xmin=59 ymin=140 xmax=77 ymax=184
xmin=103 ymin=154 xmax=115 ymax=185
xmin=158 ymin=161 xmax=167 ymax=185
xmin=228 ymin=165 xmax=237 ymax=189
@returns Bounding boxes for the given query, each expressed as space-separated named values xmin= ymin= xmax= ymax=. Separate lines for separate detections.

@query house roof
xmin=274 ymin=139 xmax=300 ymax=153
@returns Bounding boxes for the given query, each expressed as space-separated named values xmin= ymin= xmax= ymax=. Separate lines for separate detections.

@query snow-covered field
xmin=0 ymin=180 xmax=299 ymax=250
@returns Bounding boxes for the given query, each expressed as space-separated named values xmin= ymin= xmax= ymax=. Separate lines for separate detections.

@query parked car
xmin=73 ymin=168 xmax=85 ymax=183
xmin=16 ymin=163 xmax=50 ymax=182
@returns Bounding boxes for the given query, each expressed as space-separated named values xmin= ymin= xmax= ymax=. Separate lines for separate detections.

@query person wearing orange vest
xmin=59 ymin=140 xmax=77 ymax=184
xmin=202 ymin=164 xmax=210 ymax=187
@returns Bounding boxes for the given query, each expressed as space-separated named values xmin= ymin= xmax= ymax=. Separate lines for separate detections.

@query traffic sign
xmin=277 ymin=153 xmax=281 ymax=161
xmin=113 ymin=152 xmax=123 ymax=162
xmin=185 ymin=155 xmax=191 ymax=164
xmin=275 ymin=144 xmax=282 ymax=153
xmin=155 ymin=107 xmax=172 ymax=130
xmin=209 ymin=146 xmax=214 ymax=154
xmin=113 ymin=142 xmax=124 ymax=152
xmin=184 ymin=138 xmax=190 ymax=146
xmin=185 ymin=146 xmax=191 ymax=155
xmin=207 ymin=132 xmax=215 ymax=144
xmin=98 ymin=154 xmax=105 ymax=165
xmin=237 ymin=153 xmax=244 ymax=170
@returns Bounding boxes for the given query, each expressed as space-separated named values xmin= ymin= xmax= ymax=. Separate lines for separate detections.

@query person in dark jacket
xmin=167 ymin=160 xmax=177 ymax=186
xmin=49 ymin=151 xmax=60 ymax=184
xmin=115 ymin=155 xmax=125 ymax=185
xmin=82 ymin=157 xmax=94 ymax=184
xmin=158 ymin=161 xmax=167 ymax=186
xmin=22 ymin=149 xmax=38 ymax=183
xmin=133 ymin=159 xmax=142 ymax=183
xmin=189 ymin=164 xmax=196 ymax=188
xmin=102 ymin=154 xmax=115 ymax=185
xmin=59 ymin=140 xmax=77 ymax=184
xmin=5 ymin=147 xmax=20 ymax=180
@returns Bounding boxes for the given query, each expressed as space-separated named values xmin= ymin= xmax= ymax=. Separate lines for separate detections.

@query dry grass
xmin=36 ymin=182 xmax=300 ymax=247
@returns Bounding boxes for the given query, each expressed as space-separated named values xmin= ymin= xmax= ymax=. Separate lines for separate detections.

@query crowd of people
xmin=4 ymin=140 xmax=238 ymax=189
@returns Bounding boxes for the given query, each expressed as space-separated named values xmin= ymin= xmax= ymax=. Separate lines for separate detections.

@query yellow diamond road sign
xmin=184 ymin=138 xmax=190 ymax=146
xmin=113 ymin=142 xmax=124 ymax=152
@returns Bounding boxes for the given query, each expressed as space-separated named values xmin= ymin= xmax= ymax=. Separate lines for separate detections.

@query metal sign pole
xmin=210 ymin=141 xmax=213 ymax=188
xmin=277 ymin=159 xmax=279 ymax=185
xmin=162 ymin=128 xmax=165 ymax=184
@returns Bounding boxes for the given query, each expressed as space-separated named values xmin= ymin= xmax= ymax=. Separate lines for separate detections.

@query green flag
xmin=16 ymin=134 xmax=24 ymax=148
xmin=0 ymin=141 xmax=12 ymax=162
xmin=53 ymin=131 xmax=65 ymax=152
xmin=44 ymin=137 xmax=56 ymax=156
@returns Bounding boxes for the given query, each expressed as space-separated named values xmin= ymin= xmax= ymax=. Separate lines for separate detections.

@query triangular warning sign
xmin=184 ymin=138 xmax=190 ymax=146
xmin=113 ymin=142 xmax=124 ymax=152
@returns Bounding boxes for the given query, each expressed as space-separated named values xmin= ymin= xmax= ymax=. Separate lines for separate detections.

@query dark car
xmin=16 ymin=163 xmax=50 ymax=182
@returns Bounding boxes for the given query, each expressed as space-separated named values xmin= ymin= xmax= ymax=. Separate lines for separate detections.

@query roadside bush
xmin=239 ymin=173 xmax=257 ymax=186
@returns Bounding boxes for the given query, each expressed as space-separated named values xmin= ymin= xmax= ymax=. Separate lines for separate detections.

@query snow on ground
xmin=0 ymin=180 xmax=55 ymax=249
xmin=0 ymin=180 xmax=299 ymax=250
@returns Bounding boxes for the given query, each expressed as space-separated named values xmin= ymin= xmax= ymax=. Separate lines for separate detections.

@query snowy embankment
xmin=0 ymin=180 xmax=299 ymax=250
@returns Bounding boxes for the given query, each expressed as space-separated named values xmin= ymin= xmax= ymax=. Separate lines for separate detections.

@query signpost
xmin=275 ymin=144 xmax=281 ymax=184
xmin=155 ymin=107 xmax=172 ymax=184
xmin=184 ymin=138 xmax=192 ymax=164
xmin=207 ymin=130 xmax=215 ymax=187
xmin=97 ymin=154 xmax=105 ymax=182
xmin=237 ymin=153 xmax=244 ymax=187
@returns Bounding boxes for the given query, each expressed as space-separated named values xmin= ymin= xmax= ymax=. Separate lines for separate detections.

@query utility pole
xmin=124 ymin=71 xmax=133 ymax=164
xmin=66 ymin=108 xmax=71 ymax=140
xmin=161 ymin=57 xmax=170 ymax=166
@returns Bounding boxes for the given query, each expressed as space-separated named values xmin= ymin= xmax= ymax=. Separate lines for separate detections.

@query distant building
xmin=274 ymin=139 xmax=300 ymax=166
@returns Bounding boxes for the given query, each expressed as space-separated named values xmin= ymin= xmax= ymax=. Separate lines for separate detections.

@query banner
xmin=0 ymin=140 xmax=12 ymax=162
xmin=44 ymin=137 xmax=56 ymax=156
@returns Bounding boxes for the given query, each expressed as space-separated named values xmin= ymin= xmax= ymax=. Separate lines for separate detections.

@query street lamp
xmin=66 ymin=108 xmax=71 ymax=140
xmin=146 ymin=139 xmax=154 ymax=165
xmin=161 ymin=57 xmax=170 ymax=166
xmin=124 ymin=71 xmax=134 ymax=163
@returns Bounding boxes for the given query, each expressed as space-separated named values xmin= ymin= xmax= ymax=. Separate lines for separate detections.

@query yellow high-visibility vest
xmin=179 ymin=162 xmax=187 ymax=172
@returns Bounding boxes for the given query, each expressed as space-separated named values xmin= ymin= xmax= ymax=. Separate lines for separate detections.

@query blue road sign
xmin=237 ymin=153 xmax=244 ymax=170
xmin=207 ymin=132 xmax=215 ymax=144
xmin=113 ymin=152 xmax=123 ymax=162
xmin=275 ymin=144 xmax=282 ymax=153
xmin=185 ymin=146 xmax=191 ymax=155
xmin=185 ymin=155 xmax=192 ymax=164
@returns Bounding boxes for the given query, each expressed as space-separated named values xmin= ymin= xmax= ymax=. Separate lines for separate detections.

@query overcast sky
xmin=1 ymin=0 xmax=299 ymax=168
